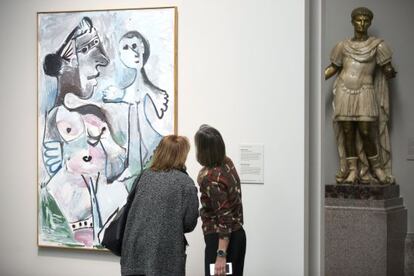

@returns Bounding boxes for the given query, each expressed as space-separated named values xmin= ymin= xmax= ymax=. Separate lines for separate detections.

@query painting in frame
xmin=37 ymin=7 xmax=177 ymax=249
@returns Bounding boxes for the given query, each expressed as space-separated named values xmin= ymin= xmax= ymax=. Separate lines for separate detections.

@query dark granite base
xmin=325 ymin=184 xmax=407 ymax=276
xmin=406 ymin=234 xmax=414 ymax=276
xmin=325 ymin=183 xmax=399 ymax=200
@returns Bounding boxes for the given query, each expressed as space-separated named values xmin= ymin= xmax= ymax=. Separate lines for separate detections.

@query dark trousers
xmin=204 ymin=228 xmax=246 ymax=276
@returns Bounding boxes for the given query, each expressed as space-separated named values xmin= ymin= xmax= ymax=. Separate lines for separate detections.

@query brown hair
xmin=150 ymin=135 xmax=190 ymax=171
xmin=351 ymin=7 xmax=373 ymax=21
xmin=194 ymin=124 xmax=226 ymax=168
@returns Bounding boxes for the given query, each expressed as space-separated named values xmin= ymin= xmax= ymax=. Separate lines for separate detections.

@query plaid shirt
xmin=197 ymin=157 xmax=244 ymax=239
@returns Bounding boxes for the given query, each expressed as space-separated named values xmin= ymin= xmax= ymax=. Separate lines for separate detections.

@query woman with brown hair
xmin=121 ymin=135 xmax=199 ymax=276
xmin=195 ymin=125 xmax=246 ymax=276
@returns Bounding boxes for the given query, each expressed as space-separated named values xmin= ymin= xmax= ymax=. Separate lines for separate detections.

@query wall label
xmin=239 ymin=144 xmax=264 ymax=184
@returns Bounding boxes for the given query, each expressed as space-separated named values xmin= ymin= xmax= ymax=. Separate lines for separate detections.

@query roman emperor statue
xmin=325 ymin=7 xmax=397 ymax=185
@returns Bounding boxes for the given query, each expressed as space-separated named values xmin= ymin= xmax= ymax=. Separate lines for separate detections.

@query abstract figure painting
xmin=37 ymin=7 xmax=177 ymax=249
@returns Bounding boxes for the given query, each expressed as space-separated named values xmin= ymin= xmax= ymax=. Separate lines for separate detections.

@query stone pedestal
xmin=325 ymin=184 xmax=407 ymax=276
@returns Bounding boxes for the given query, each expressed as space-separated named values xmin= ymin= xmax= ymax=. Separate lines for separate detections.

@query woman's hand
xmin=214 ymin=256 xmax=227 ymax=276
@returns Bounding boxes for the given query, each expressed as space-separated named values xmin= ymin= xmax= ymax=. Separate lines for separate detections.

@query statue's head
xmin=351 ymin=7 xmax=373 ymax=33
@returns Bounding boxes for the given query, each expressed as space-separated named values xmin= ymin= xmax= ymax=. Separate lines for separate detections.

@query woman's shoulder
xmin=170 ymin=169 xmax=195 ymax=185
xmin=223 ymin=157 xmax=235 ymax=170
xmin=197 ymin=157 xmax=234 ymax=182
xmin=141 ymin=169 xmax=179 ymax=182
xmin=145 ymin=169 xmax=195 ymax=188
xmin=199 ymin=166 xmax=219 ymax=177
xmin=197 ymin=167 xmax=220 ymax=186
xmin=199 ymin=165 xmax=226 ymax=184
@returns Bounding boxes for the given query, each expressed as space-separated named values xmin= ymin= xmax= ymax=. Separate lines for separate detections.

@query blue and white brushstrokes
xmin=38 ymin=8 xmax=175 ymax=249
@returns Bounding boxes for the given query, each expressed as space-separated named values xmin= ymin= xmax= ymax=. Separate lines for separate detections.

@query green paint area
xmin=39 ymin=188 xmax=80 ymax=247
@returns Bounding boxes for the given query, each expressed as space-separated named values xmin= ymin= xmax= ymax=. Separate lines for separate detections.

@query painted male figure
xmin=325 ymin=7 xmax=396 ymax=184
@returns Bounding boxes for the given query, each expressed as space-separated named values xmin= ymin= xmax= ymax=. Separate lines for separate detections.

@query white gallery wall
xmin=0 ymin=0 xmax=307 ymax=275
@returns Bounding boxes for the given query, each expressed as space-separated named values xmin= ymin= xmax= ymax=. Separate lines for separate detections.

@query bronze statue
xmin=325 ymin=7 xmax=396 ymax=185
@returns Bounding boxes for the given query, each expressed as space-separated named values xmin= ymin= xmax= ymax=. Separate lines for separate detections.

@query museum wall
xmin=323 ymin=0 xmax=414 ymax=231
xmin=0 ymin=0 xmax=308 ymax=275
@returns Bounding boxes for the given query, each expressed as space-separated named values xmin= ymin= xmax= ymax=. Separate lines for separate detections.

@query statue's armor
xmin=339 ymin=57 xmax=376 ymax=90
xmin=330 ymin=37 xmax=392 ymax=121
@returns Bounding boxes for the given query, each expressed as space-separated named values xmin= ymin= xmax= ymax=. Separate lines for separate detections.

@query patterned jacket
xmin=197 ymin=157 xmax=244 ymax=239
